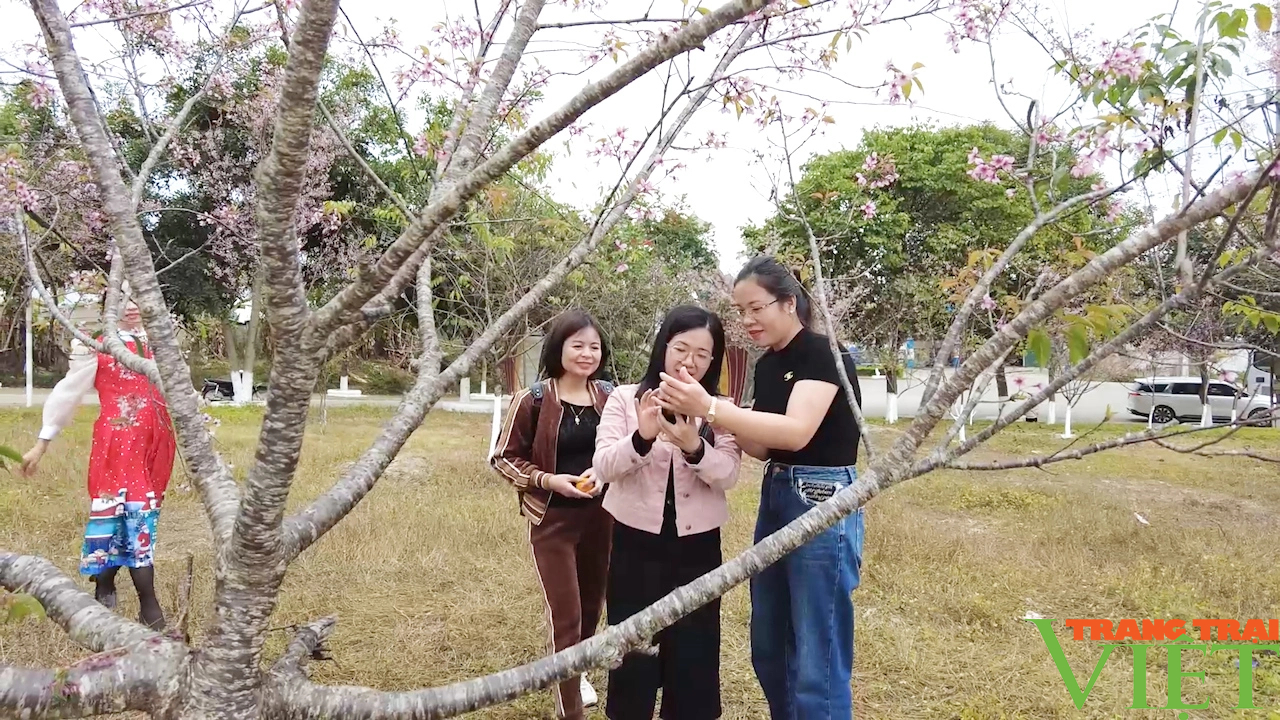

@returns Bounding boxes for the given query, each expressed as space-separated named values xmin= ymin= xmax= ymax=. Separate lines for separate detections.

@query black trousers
xmin=605 ymin=500 xmax=722 ymax=720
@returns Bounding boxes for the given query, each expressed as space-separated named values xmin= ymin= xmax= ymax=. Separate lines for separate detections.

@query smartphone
xmin=662 ymin=409 xmax=678 ymax=424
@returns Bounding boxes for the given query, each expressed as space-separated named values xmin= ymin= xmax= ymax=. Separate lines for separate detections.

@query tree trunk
xmin=1198 ymin=360 xmax=1211 ymax=428
xmin=1047 ymin=353 xmax=1058 ymax=424
xmin=995 ymin=363 xmax=1008 ymax=400
xmin=224 ymin=320 xmax=242 ymax=401
xmin=231 ymin=271 xmax=265 ymax=404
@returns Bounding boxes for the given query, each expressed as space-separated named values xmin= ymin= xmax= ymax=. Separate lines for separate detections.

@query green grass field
xmin=2 ymin=405 xmax=1280 ymax=719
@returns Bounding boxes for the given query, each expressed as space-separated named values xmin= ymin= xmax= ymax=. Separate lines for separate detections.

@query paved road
xmin=0 ymin=369 xmax=1144 ymax=425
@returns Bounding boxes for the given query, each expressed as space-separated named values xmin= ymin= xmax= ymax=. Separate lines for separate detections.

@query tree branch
xmin=918 ymin=186 xmax=1115 ymax=406
xmin=0 ymin=553 xmax=161 ymax=652
xmin=130 ymin=0 xmax=247 ymax=210
xmin=0 ymin=651 xmax=179 ymax=719
xmin=906 ymin=171 xmax=1271 ymax=477
xmin=233 ymin=0 xmax=342 ymax=555
xmin=948 ymin=415 xmax=1274 ymax=470
xmin=69 ymin=0 xmax=211 ymax=28
xmin=282 ymin=19 xmax=762 ymax=560
xmin=29 ymin=0 xmax=243 ymax=584
xmin=776 ymin=120 xmax=874 ymax=461
xmin=309 ymin=0 xmax=768 ymax=338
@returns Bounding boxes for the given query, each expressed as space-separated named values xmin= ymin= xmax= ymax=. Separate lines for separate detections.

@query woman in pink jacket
xmin=593 ymin=305 xmax=742 ymax=720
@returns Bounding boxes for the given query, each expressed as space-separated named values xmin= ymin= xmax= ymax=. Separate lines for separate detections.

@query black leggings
xmin=605 ymin=519 xmax=722 ymax=720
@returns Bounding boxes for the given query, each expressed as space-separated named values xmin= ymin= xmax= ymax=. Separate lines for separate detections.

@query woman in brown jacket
xmin=491 ymin=308 xmax=616 ymax=719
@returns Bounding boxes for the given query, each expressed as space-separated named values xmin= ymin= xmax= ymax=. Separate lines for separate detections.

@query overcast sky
xmin=4 ymin=0 xmax=1271 ymax=273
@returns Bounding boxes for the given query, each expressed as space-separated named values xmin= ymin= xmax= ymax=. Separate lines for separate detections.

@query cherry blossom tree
xmin=4 ymin=1 xmax=1280 ymax=719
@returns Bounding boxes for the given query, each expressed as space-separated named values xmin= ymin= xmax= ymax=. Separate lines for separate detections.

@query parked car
xmin=1125 ymin=376 xmax=1273 ymax=424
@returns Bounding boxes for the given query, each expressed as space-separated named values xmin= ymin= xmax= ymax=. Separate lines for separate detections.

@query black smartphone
xmin=662 ymin=409 xmax=677 ymax=424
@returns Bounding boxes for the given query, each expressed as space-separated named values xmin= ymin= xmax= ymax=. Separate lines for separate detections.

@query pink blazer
xmin=593 ymin=384 xmax=742 ymax=536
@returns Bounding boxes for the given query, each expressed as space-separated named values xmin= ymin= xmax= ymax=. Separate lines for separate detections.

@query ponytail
xmin=736 ymin=255 xmax=813 ymax=327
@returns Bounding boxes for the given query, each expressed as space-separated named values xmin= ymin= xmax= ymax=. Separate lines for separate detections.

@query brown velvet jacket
xmin=490 ymin=377 xmax=613 ymax=524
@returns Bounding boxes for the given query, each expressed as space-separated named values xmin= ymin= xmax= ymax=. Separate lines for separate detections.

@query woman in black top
xmin=654 ymin=256 xmax=865 ymax=720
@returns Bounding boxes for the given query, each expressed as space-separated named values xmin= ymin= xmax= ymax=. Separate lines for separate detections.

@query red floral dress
xmin=39 ymin=333 xmax=176 ymax=575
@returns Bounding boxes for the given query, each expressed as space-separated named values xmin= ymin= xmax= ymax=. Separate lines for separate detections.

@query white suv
xmin=1126 ymin=376 xmax=1273 ymax=425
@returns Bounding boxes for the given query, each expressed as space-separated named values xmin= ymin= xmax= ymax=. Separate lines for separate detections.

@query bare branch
xmin=319 ymin=101 xmax=412 ymax=218
xmin=69 ymin=0 xmax=211 ymax=28
xmin=911 ymin=170 xmax=1269 ymax=471
xmin=19 ymin=210 xmax=153 ymax=377
xmin=31 ymin=0 xmax=243 ymax=559
xmin=0 ymin=553 xmax=161 ymax=652
xmin=310 ymin=0 xmax=769 ymax=338
xmin=0 ymin=652 xmax=178 ymax=719
xmin=231 ymin=0 xmax=344 ymax=561
xmin=1174 ymin=446 xmax=1280 ymax=462
xmin=131 ymin=5 xmax=245 ymax=210
xmin=948 ymin=416 xmax=1274 ymax=470
xmin=919 ymin=186 xmax=1115 ymax=407
xmin=775 ymin=119 xmax=874 ymax=461
xmin=283 ymin=20 xmax=762 ymax=560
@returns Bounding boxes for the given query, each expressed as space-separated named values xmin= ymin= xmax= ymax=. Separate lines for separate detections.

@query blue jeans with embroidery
xmin=750 ymin=462 xmax=865 ymax=720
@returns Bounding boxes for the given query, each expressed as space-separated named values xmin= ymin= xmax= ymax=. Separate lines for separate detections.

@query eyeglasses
xmin=730 ymin=299 xmax=780 ymax=320
xmin=668 ymin=343 xmax=713 ymax=366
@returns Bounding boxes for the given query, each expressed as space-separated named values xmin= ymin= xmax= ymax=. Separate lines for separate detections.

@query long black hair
xmin=637 ymin=305 xmax=726 ymax=396
xmin=538 ymin=308 xmax=611 ymax=380
xmin=735 ymin=255 xmax=813 ymax=327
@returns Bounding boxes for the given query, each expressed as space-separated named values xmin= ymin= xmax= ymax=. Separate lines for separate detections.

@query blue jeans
xmin=750 ymin=462 xmax=865 ymax=720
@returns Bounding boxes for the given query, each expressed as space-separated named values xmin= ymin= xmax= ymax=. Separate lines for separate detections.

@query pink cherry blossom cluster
xmin=1095 ymin=42 xmax=1145 ymax=88
xmin=0 ymin=151 xmax=39 ymax=216
xmin=583 ymin=29 xmax=628 ymax=65
xmin=74 ymin=0 xmax=181 ymax=55
xmin=587 ymin=127 xmax=644 ymax=166
xmin=856 ymin=152 xmax=899 ymax=189
xmin=885 ymin=64 xmax=913 ymax=105
xmin=945 ymin=0 xmax=1013 ymax=52
xmin=966 ymin=147 xmax=1016 ymax=183
xmin=1070 ymin=132 xmax=1112 ymax=178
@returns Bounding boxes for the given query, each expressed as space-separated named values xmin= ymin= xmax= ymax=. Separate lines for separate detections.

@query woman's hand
xmin=657 ymin=412 xmax=701 ymax=455
xmin=575 ymin=468 xmax=604 ymax=497
xmin=545 ymin=473 xmax=595 ymax=499
xmin=657 ymin=367 xmax=713 ymax=419
xmin=19 ymin=440 xmax=48 ymax=477
xmin=636 ymin=390 xmax=662 ymax=441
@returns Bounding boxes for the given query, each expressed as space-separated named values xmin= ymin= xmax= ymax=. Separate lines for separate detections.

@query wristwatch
xmin=706 ymin=397 xmax=718 ymax=424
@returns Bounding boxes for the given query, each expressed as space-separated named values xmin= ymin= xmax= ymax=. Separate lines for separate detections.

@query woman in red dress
xmin=20 ymin=296 xmax=175 ymax=630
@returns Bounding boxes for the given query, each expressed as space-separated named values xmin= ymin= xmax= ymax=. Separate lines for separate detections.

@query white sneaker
xmin=580 ymin=676 xmax=598 ymax=707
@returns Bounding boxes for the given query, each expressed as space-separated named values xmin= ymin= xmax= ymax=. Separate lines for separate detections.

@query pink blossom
xmin=1005 ymin=188 xmax=1017 ymax=199
xmin=855 ymin=172 xmax=868 ymax=186
xmin=411 ymin=134 xmax=433 ymax=157
xmin=1096 ymin=43 xmax=1145 ymax=89
xmin=861 ymin=201 xmax=877 ymax=219
xmin=615 ymin=263 xmax=629 ymax=274
xmin=988 ymin=154 xmax=1015 ymax=172
xmin=981 ymin=294 xmax=997 ymax=311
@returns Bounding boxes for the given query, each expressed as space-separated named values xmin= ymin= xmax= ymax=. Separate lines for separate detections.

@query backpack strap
xmin=528 ymin=380 xmax=545 ymax=428
xmin=594 ymin=379 xmax=615 ymax=395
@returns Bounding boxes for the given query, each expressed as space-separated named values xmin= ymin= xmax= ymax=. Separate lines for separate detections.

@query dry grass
xmin=2 ymin=406 xmax=1280 ymax=719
